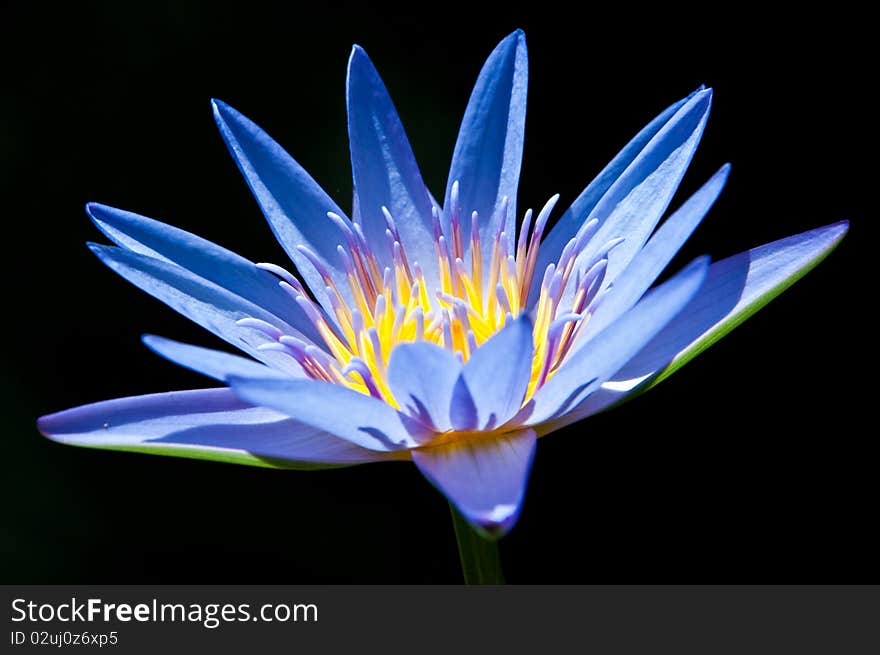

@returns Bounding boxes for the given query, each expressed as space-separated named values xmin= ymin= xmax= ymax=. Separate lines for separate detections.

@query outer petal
xmin=228 ymin=376 xmax=431 ymax=451
xmin=38 ymin=389 xmax=399 ymax=469
xmin=387 ymin=342 xmax=462 ymax=432
xmin=346 ymin=46 xmax=439 ymax=287
xmin=88 ymin=244 xmax=304 ymax=376
xmin=87 ymin=203 xmax=321 ymax=344
xmin=142 ymin=334 xmax=290 ymax=382
xmin=457 ymin=317 xmax=533 ymax=430
xmin=613 ymin=220 xmax=850 ymax=384
xmin=543 ymin=221 xmax=849 ymax=431
xmin=524 ymin=256 xmax=710 ymax=427
xmin=443 ymin=29 xmax=527 ymax=262
xmin=212 ymin=99 xmax=352 ymax=315
xmin=535 ymin=87 xmax=704 ymax=275
xmin=412 ymin=428 xmax=537 ymax=538
xmin=585 ymin=164 xmax=730 ymax=336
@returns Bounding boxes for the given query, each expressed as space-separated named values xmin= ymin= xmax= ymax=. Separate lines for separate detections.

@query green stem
xmin=449 ymin=503 xmax=505 ymax=584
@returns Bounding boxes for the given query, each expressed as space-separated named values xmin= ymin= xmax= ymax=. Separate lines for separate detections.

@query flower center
xmin=244 ymin=182 xmax=620 ymax=408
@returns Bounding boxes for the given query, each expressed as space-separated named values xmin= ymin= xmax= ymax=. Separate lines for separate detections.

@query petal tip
xmin=141 ymin=333 xmax=160 ymax=348
xmin=36 ymin=409 xmax=73 ymax=442
xmin=691 ymin=253 xmax=712 ymax=273
xmin=35 ymin=414 xmax=53 ymax=439
xmin=694 ymin=86 xmax=713 ymax=107
xmin=346 ymin=43 xmax=375 ymax=79
xmin=496 ymin=28 xmax=527 ymax=53
xmin=84 ymin=201 xmax=119 ymax=227
xmin=823 ymin=220 xmax=850 ymax=247
xmin=210 ymin=98 xmax=237 ymax=127
xmin=514 ymin=312 xmax=534 ymax=334
xmin=465 ymin=503 xmax=522 ymax=540
xmin=812 ymin=220 xmax=850 ymax=246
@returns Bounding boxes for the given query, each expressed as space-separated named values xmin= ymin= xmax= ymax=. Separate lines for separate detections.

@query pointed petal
xmin=534 ymin=88 xmax=713 ymax=311
xmin=542 ymin=221 xmax=849 ymax=433
xmin=448 ymin=377 xmax=480 ymax=433
xmin=443 ymin=29 xmax=527 ymax=261
xmin=412 ymin=428 xmax=537 ymax=538
xmin=87 ymin=202 xmax=323 ymax=344
xmin=38 ymin=389 xmax=397 ymax=469
xmin=212 ymin=99 xmax=352 ymax=314
xmin=142 ymin=334 xmax=291 ymax=382
xmin=387 ymin=342 xmax=462 ymax=432
xmin=586 ymin=164 xmax=730 ymax=336
xmin=524 ymin=256 xmax=710 ymax=427
xmin=583 ymin=89 xmax=712 ymax=279
xmin=535 ymin=87 xmax=704 ymax=281
xmin=88 ymin=244 xmax=304 ymax=376
xmin=227 ymin=376 xmax=430 ymax=451
xmin=346 ymin=46 xmax=439 ymax=286
xmin=458 ymin=316 xmax=533 ymax=430
xmin=613 ymin=220 xmax=850 ymax=385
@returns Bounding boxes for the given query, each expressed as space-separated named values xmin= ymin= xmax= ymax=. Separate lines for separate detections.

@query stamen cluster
xmin=240 ymin=182 xmax=621 ymax=407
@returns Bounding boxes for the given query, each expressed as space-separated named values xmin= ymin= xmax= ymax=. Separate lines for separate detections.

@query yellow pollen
xmin=271 ymin=194 xmax=608 ymax=413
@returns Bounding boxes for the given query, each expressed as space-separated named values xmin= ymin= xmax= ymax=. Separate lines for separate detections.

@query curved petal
xmin=87 ymin=203 xmax=322 ymax=344
xmin=524 ymin=256 xmax=710 ymax=427
xmin=614 ymin=220 xmax=850 ymax=385
xmin=387 ymin=342 xmax=462 ymax=432
xmin=142 ymin=334 xmax=291 ymax=382
xmin=585 ymin=164 xmax=730 ymax=337
xmin=412 ymin=428 xmax=537 ymax=539
xmin=535 ymin=87 xmax=705 ymax=275
xmin=88 ymin=244 xmax=304 ymax=376
xmin=37 ymin=389 xmax=398 ymax=469
xmin=534 ymin=88 xmax=713 ymax=312
xmin=212 ymin=99 xmax=352 ymax=315
xmin=443 ymin=29 xmax=527 ymax=263
xmin=542 ymin=221 xmax=849 ymax=433
xmin=227 ymin=376 xmax=430 ymax=451
xmin=458 ymin=316 xmax=534 ymax=430
xmin=346 ymin=46 xmax=439 ymax=287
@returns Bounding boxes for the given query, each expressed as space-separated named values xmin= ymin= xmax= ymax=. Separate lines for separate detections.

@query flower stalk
xmin=450 ymin=503 xmax=505 ymax=584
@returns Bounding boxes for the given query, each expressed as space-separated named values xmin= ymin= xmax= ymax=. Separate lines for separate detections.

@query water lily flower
xmin=38 ymin=30 xmax=847 ymax=546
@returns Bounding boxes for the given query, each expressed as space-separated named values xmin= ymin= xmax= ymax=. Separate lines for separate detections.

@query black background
xmin=2 ymin=1 xmax=874 ymax=583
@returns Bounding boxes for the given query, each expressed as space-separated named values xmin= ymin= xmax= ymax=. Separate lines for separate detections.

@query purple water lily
xmin=38 ymin=30 xmax=847 ymax=541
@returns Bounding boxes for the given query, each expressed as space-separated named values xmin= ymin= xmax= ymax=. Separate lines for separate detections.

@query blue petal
xmin=228 ymin=376 xmax=430 ymax=451
xmin=38 ymin=388 xmax=397 ymax=468
xmin=88 ymin=244 xmax=304 ymax=376
xmin=387 ymin=342 xmax=461 ymax=432
xmin=541 ymin=221 xmax=849 ymax=433
xmin=212 ymin=99 xmax=353 ymax=314
xmin=458 ymin=316 xmax=533 ymax=430
xmin=346 ymin=46 xmax=439 ymax=287
xmin=142 ymin=334 xmax=290 ymax=382
xmin=412 ymin=428 xmax=536 ymax=538
xmin=585 ymin=164 xmax=730 ymax=336
xmin=611 ymin=220 xmax=850 ymax=383
xmin=524 ymin=256 xmax=710 ymax=426
xmin=534 ymin=88 xmax=713 ymax=311
xmin=88 ymin=202 xmax=322 ymax=344
xmin=443 ymin=29 xmax=527 ymax=262
xmin=534 ymin=87 xmax=704 ymax=286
